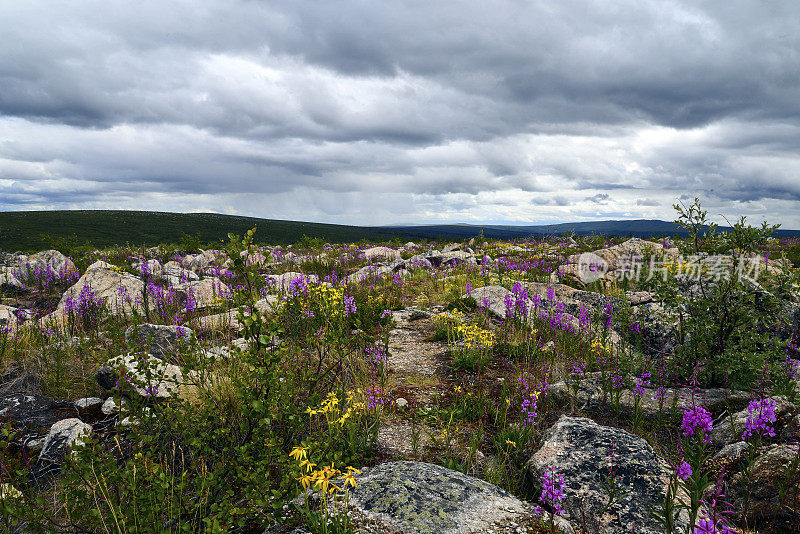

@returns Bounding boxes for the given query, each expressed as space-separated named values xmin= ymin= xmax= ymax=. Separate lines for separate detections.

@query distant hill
xmin=0 ymin=210 xmax=416 ymax=252
xmin=2 ymin=211 xmax=798 ymax=252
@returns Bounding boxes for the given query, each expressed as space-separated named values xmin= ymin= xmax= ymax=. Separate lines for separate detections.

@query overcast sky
xmin=1 ymin=1 xmax=799 ymax=228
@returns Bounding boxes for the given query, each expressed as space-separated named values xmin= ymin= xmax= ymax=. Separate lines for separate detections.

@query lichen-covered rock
xmin=125 ymin=323 xmax=194 ymax=362
xmin=0 ymin=304 xmax=20 ymax=331
xmin=346 ymin=461 xmax=527 ymax=534
xmin=726 ymin=444 xmax=800 ymax=526
xmin=14 ymin=249 xmax=77 ymax=284
xmin=160 ymin=263 xmax=198 ymax=285
xmin=175 ymin=278 xmax=230 ymax=310
xmin=529 ymin=416 xmax=687 ymax=534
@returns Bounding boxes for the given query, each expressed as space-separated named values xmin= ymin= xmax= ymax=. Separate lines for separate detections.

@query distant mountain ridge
xmin=387 ymin=219 xmax=800 ymax=239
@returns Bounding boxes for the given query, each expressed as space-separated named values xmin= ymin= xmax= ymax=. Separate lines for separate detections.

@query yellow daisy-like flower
xmin=289 ymin=446 xmax=308 ymax=461
xmin=296 ymin=473 xmax=313 ymax=489
xmin=505 ymin=439 xmax=517 ymax=448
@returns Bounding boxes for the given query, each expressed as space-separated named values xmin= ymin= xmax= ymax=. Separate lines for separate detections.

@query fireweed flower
xmin=742 ymin=397 xmax=777 ymax=440
xmin=539 ymin=467 xmax=566 ymax=515
xmin=676 ymin=460 xmax=692 ymax=481
xmin=681 ymin=406 xmax=713 ymax=442
xmin=343 ymin=295 xmax=357 ymax=317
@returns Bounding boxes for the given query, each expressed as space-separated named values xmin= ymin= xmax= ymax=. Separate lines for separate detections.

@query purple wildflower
xmin=681 ymin=405 xmax=713 ymax=442
xmin=676 ymin=460 xmax=692 ymax=481
xmin=742 ymin=397 xmax=777 ymax=440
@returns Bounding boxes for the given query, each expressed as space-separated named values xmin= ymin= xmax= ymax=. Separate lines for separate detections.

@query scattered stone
xmin=101 ymin=397 xmax=129 ymax=416
xmin=0 ymin=394 xmax=80 ymax=447
xmin=74 ymin=397 xmax=104 ymax=417
xmin=396 ymin=398 xmax=408 ymax=408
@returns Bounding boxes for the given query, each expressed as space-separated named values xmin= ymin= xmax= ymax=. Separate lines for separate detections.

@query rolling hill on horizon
xmin=1 ymin=210 xmax=799 ymax=252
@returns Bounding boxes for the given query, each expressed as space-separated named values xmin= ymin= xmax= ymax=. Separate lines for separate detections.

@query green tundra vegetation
xmin=0 ymin=201 xmax=799 ymax=533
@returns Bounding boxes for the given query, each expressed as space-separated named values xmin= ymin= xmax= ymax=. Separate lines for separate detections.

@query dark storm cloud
xmin=0 ymin=0 xmax=799 ymax=226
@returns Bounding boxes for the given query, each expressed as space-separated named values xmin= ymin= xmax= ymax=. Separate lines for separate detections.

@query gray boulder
xmin=346 ymin=461 xmax=529 ymax=534
xmin=529 ymin=416 xmax=687 ymax=534
xmin=725 ymin=444 xmax=800 ymax=525
xmin=125 ymin=323 xmax=194 ymax=361
xmin=54 ymin=260 xmax=146 ymax=316
xmin=466 ymin=285 xmax=512 ymax=320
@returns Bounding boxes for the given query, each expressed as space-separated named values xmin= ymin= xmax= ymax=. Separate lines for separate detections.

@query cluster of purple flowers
xmin=365 ymin=388 xmax=390 ymax=409
xmin=676 ymin=459 xmax=692 ymax=481
xmin=287 ymin=276 xmax=309 ymax=297
xmin=742 ymin=397 xmax=777 ymax=440
xmin=504 ymin=283 xmax=529 ymax=321
xmin=365 ymin=346 xmax=388 ymax=367
xmin=344 ymin=295 xmax=357 ymax=317
xmin=693 ymin=517 xmax=734 ymax=534
xmin=64 ymin=284 xmax=105 ymax=329
xmin=539 ymin=467 xmax=566 ymax=515
xmin=601 ymin=303 xmax=614 ymax=329
xmin=633 ymin=372 xmax=651 ymax=398
xmin=681 ymin=405 xmax=713 ymax=442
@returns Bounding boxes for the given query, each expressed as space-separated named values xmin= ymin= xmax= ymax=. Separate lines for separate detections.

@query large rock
xmin=0 ymin=304 xmax=20 ymax=331
xmin=346 ymin=461 xmax=528 ymax=534
xmin=529 ymin=416 xmax=687 ymax=534
xmin=568 ymin=239 xmax=666 ymax=272
xmin=181 ymin=250 xmax=225 ymax=272
xmin=466 ymin=285 xmax=512 ymax=320
xmin=29 ymin=418 xmax=91 ymax=484
xmin=125 ymin=323 xmax=195 ymax=361
xmin=160 ymin=263 xmax=198 ymax=286
xmin=14 ymin=250 xmax=77 ymax=284
xmin=363 ymin=246 xmax=401 ymax=261
xmin=54 ymin=261 xmax=146 ymax=316
xmin=726 ymin=444 xmax=800 ymax=526
xmin=174 ymin=278 xmax=230 ymax=310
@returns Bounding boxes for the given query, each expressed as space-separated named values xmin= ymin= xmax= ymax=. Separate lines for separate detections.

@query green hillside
xmin=0 ymin=210 xmax=412 ymax=252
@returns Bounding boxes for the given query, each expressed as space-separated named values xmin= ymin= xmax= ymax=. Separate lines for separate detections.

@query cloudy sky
xmin=1 ymin=1 xmax=799 ymax=228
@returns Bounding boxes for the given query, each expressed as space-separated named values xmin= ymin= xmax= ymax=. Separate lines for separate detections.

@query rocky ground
xmin=1 ymin=236 xmax=799 ymax=533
